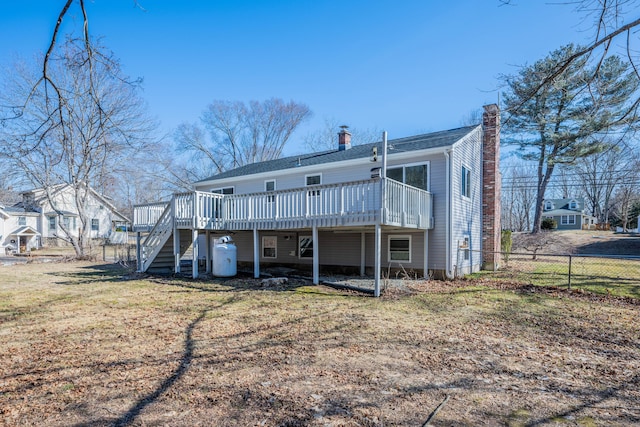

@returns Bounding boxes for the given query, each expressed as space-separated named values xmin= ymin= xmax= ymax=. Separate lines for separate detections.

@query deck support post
xmin=374 ymin=223 xmax=381 ymax=297
xmin=173 ymin=201 xmax=180 ymax=274
xmin=312 ymin=225 xmax=319 ymax=285
xmin=136 ymin=232 xmax=142 ymax=272
xmin=192 ymin=229 xmax=198 ymax=279
xmin=423 ymin=229 xmax=429 ymax=280
xmin=360 ymin=231 xmax=366 ymax=276
xmin=205 ymin=231 xmax=211 ymax=273
xmin=253 ymin=228 xmax=260 ymax=278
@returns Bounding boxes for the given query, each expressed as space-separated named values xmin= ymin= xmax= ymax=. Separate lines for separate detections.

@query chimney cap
xmin=339 ymin=125 xmax=350 ymax=132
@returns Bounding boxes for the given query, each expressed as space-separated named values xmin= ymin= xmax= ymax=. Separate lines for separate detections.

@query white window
xmin=561 ymin=215 xmax=576 ymax=225
xmin=18 ymin=216 xmax=26 ymax=226
xmin=544 ymin=201 xmax=554 ymax=210
xmin=387 ymin=162 xmax=429 ymax=191
xmin=461 ymin=165 xmax=471 ymax=198
xmin=91 ymin=218 xmax=99 ymax=231
xmin=48 ymin=216 xmax=56 ymax=231
xmin=299 ymin=235 xmax=313 ymax=259
xmin=306 ymin=174 xmax=321 ymax=197
xmin=388 ymin=235 xmax=411 ymax=263
xmin=262 ymin=236 xmax=277 ymax=259
xmin=569 ymin=200 xmax=578 ymax=210
xmin=460 ymin=235 xmax=470 ymax=261
xmin=265 ymin=180 xmax=276 ymax=203
xmin=63 ymin=216 xmax=77 ymax=230
xmin=212 ymin=187 xmax=234 ymax=195
xmin=305 ymin=174 xmax=321 ymax=186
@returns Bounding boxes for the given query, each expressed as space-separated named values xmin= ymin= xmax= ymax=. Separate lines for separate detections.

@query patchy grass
xmin=474 ymin=253 xmax=640 ymax=299
xmin=1 ymin=261 xmax=639 ymax=426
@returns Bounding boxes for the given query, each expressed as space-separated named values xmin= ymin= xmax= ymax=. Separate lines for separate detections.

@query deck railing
xmin=133 ymin=201 xmax=168 ymax=232
xmin=133 ymin=178 xmax=433 ymax=232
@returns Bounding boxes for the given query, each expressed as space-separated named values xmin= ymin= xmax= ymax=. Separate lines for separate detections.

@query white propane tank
xmin=212 ymin=236 xmax=237 ymax=277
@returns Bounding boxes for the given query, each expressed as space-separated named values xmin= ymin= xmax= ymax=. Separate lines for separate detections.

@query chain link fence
xmin=463 ymin=249 xmax=640 ymax=298
xmin=101 ymin=243 xmax=136 ymax=264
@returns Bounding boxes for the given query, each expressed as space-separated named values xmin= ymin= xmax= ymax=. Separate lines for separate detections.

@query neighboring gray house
xmin=133 ymin=105 xmax=502 ymax=295
xmin=542 ymin=198 xmax=597 ymax=230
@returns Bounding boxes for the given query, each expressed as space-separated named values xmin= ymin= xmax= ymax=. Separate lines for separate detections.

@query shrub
xmin=501 ymin=230 xmax=512 ymax=263
xmin=541 ymin=218 xmax=557 ymax=230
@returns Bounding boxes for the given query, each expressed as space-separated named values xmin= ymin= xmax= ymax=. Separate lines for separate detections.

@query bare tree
xmin=303 ymin=117 xmax=381 ymax=153
xmin=0 ymin=39 xmax=156 ymax=255
xmin=575 ymin=142 xmax=627 ymax=223
xmin=611 ymin=184 xmax=640 ymax=231
xmin=501 ymin=160 xmax=537 ymax=231
xmin=175 ymin=98 xmax=311 ymax=179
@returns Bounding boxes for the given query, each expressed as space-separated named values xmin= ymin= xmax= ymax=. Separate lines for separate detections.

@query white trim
xmin=265 ymin=180 xmax=276 ymax=192
xmin=388 ymin=234 xmax=412 ymax=263
xmin=261 ymin=235 xmax=277 ymax=259
xmin=445 ymin=148 xmax=454 ymax=279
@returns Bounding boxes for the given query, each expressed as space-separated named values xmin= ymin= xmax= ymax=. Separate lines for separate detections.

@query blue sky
xmin=0 ymin=1 xmax=592 ymax=155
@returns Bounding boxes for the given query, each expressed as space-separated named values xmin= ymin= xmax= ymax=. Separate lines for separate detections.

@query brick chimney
xmin=338 ymin=126 xmax=351 ymax=151
xmin=482 ymin=104 xmax=501 ymax=270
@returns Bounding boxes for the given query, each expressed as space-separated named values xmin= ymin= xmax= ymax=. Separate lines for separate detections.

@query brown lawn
xmin=0 ymin=261 xmax=639 ymax=426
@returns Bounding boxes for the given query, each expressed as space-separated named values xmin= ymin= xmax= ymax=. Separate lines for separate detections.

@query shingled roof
xmin=197 ymin=125 xmax=479 ymax=183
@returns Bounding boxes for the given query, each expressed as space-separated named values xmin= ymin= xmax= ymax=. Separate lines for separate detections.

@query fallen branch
xmin=422 ymin=394 xmax=450 ymax=426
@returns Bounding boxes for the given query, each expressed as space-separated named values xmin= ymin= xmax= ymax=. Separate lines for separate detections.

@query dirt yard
xmin=1 ymin=260 xmax=639 ymax=426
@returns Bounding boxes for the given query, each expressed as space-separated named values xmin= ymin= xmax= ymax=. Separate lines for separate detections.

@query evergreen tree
xmin=502 ymin=44 xmax=639 ymax=233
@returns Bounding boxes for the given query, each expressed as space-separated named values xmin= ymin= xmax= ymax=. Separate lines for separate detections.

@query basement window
xmin=299 ymin=235 xmax=313 ymax=259
xmin=388 ymin=235 xmax=411 ymax=263
xmin=262 ymin=236 xmax=277 ymax=259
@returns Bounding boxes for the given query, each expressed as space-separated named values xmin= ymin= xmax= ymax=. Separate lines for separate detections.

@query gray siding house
xmin=542 ymin=198 xmax=597 ymax=230
xmin=133 ymin=105 xmax=501 ymax=295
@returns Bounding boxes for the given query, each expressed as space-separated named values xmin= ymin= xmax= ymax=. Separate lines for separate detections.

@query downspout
xmin=444 ymin=148 xmax=454 ymax=279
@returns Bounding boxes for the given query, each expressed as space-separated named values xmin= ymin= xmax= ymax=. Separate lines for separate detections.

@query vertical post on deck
xmin=374 ymin=223 xmax=381 ymax=297
xmin=381 ymin=131 xmax=388 ymax=224
xmin=192 ymin=229 xmax=198 ymax=279
xmin=360 ymin=231 xmax=366 ymax=276
xmin=253 ymin=228 xmax=260 ymax=278
xmin=173 ymin=199 xmax=180 ymax=274
xmin=136 ymin=231 xmax=142 ymax=272
xmin=312 ymin=225 xmax=319 ymax=284
xmin=423 ymin=229 xmax=429 ymax=280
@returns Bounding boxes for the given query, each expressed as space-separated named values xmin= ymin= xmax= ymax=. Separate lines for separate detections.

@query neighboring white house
xmin=0 ymin=184 xmax=130 ymax=254
xmin=133 ymin=105 xmax=501 ymax=295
